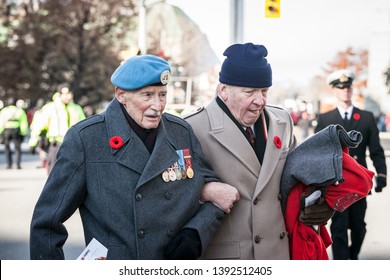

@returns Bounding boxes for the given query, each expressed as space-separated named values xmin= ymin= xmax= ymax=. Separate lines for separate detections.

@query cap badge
xmin=339 ymin=74 xmax=348 ymax=83
xmin=160 ymin=70 xmax=171 ymax=85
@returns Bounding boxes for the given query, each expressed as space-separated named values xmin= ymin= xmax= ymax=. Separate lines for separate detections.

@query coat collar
xmin=254 ymin=107 xmax=289 ymax=196
xmin=206 ymin=99 xmax=260 ymax=176
xmin=103 ymin=98 xmax=179 ymax=186
xmin=348 ymin=107 xmax=361 ymax=131
xmin=205 ymin=99 xmax=288 ymax=185
xmin=332 ymin=106 xmax=360 ymax=131
xmin=104 ymin=98 xmax=134 ymax=154
xmin=136 ymin=118 xmax=179 ymax=187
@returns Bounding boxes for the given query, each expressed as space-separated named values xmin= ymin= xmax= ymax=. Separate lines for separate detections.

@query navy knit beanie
xmin=219 ymin=43 xmax=272 ymax=88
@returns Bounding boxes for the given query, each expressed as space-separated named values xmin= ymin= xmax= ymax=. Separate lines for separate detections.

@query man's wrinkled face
xmin=219 ymin=84 xmax=269 ymax=127
xmin=116 ymin=85 xmax=167 ymax=129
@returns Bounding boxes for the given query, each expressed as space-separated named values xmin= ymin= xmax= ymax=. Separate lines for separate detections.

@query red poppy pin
xmin=274 ymin=136 xmax=282 ymax=149
xmin=353 ymin=113 xmax=360 ymax=120
xmin=109 ymin=136 xmax=123 ymax=149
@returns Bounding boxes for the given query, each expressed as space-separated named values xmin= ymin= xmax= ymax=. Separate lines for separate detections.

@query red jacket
xmin=285 ymin=148 xmax=374 ymax=260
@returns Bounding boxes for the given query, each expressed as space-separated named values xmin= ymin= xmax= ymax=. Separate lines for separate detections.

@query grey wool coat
xmin=280 ymin=124 xmax=363 ymax=213
xmin=30 ymin=98 xmax=224 ymax=260
xmin=185 ymin=99 xmax=296 ymax=260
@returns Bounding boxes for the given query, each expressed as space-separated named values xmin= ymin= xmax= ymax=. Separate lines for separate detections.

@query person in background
xmin=28 ymin=98 xmax=49 ymax=171
xmin=315 ymin=69 xmax=387 ymax=260
xmin=28 ymin=87 xmax=85 ymax=173
xmin=376 ymin=112 xmax=387 ymax=132
xmin=297 ymin=111 xmax=311 ymax=142
xmin=185 ymin=42 xmax=334 ymax=259
xmin=0 ymin=97 xmax=29 ymax=169
xmin=30 ymin=54 xmax=239 ymax=260
xmin=27 ymin=98 xmax=45 ymax=127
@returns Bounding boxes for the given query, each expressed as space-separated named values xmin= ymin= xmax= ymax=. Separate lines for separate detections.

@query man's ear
xmin=115 ymin=87 xmax=126 ymax=104
xmin=218 ymin=84 xmax=228 ymax=101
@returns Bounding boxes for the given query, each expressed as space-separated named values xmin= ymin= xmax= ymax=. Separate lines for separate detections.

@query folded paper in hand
xmin=77 ymin=238 xmax=107 ymax=260
xmin=304 ymin=190 xmax=322 ymax=207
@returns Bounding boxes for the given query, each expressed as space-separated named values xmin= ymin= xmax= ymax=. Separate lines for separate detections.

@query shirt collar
xmin=337 ymin=105 xmax=353 ymax=119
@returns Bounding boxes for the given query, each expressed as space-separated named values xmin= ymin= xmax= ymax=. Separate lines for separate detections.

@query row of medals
xmin=162 ymin=166 xmax=194 ymax=182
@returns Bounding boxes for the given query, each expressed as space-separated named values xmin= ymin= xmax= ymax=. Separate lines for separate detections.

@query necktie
xmin=343 ymin=112 xmax=349 ymax=128
xmin=246 ymin=126 xmax=255 ymax=146
xmin=255 ymin=114 xmax=268 ymax=164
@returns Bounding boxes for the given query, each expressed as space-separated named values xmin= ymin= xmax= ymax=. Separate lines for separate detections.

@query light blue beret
xmin=111 ymin=55 xmax=171 ymax=90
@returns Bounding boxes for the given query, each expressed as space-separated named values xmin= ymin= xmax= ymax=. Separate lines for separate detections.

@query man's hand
xmin=165 ymin=229 xmax=201 ymax=260
xmin=201 ymin=182 xmax=240 ymax=213
xmin=375 ymin=176 xmax=387 ymax=193
xmin=299 ymin=189 xmax=335 ymax=226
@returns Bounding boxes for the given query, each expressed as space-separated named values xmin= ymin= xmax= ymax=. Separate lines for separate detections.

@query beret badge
xmin=160 ymin=70 xmax=171 ymax=85
xmin=339 ymin=74 xmax=348 ymax=83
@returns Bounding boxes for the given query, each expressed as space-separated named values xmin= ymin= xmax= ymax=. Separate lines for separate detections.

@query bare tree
xmin=0 ymin=0 xmax=137 ymax=108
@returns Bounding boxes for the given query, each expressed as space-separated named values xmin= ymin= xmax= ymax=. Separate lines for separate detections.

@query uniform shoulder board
xmin=182 ymin=106 xmax=204 ymax=119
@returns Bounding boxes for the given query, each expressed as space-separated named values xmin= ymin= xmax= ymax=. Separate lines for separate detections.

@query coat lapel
xmin=329 ymin=109 xmax=343 ymax=126
xmin=105 ymin=98 xmax=149 ymax=174
xmin=254 ymin=108 xmax=288 ymax=197
xmin=105 ymin=99 xmax=180 ymax=186
xmin=136 ymin=116 xmax=179 ymax=188
xmin=348 ymin=107 xmax=360 ymax=131
xmin=206 ymin=100 xmax=260 ymax=177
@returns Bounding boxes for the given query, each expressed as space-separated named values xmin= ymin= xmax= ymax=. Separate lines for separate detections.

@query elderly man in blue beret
xmin=30 ymin=54 xmax=239 ymax=260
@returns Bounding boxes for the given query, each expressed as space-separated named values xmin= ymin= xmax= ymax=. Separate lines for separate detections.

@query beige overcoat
xmin=185 ymin=98 xmax=296 ymax=259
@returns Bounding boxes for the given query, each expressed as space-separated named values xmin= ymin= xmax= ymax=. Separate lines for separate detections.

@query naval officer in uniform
xmin=315 ymin=69 xmax=387 ymax=259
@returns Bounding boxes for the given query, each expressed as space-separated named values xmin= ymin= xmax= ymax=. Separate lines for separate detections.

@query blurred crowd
xmin=1 ymin=90 xmax=389 ymax=170
xmin=0 ymin=87 xmax=88 ymax=171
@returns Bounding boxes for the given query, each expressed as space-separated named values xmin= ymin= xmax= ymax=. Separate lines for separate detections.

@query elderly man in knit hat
xmin=185 ymin=43 xmax=335 ymax=259
xmin=315 ymin=69 xmax=387 ymax=260
xmin=30 ymin=54 xmax=239 ymax=260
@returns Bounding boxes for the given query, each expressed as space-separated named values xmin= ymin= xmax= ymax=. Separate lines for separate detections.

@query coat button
xmin=278 ymin=193 xmax=282 ymax=201
xmin=280 ymin=232 xmax=286 ymax=239
xmin=216 ymin=212 xmax=224 ymax=220
xmin=353 ymin=155 xmax=358 ymax=160
xmin=253 ymin=198 xmax=258 ymax=205
xmin=138 ymin=230 xmax=145 ymax=239
xmin=254 ymin=235 xmax=262 ymax=243
xmin=165 ymin=192 xmax=173 ymax=200
xmin=135 ymin=193 xmax=143 ymax=201
xmin=167 ymin=230 xmax=174 ymax=238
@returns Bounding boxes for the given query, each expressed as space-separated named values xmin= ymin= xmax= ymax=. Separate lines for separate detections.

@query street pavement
xmin=0 ymin=143 xmax=84 ymax=260
xmin=0 ymin=139 xmax=389 ymax=260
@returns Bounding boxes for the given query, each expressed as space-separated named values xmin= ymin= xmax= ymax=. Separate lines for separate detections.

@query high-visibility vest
xmin=0 ymin=105 xmax=29 ymax=136
xmin=29 ymin=98 xmax=85 ymax=146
